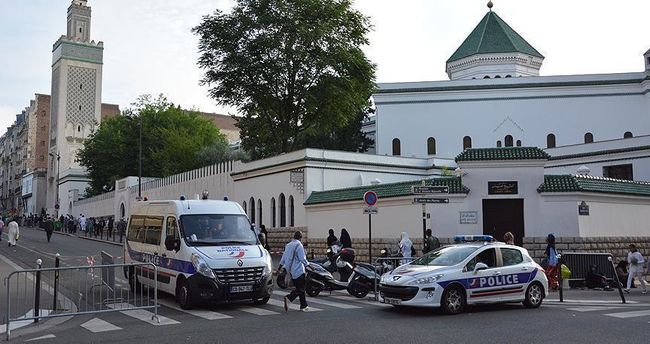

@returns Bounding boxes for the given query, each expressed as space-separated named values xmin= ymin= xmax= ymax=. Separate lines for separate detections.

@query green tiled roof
xmin=538 ymin=175 xmax=650 ymax=197
xmin=304 ymin=177 xmax=469 ymax=206
xmin=455 ymin=147 xmax=550 ymax=162
xmin=548 ymin=145 xmax=650 ymax=161
xmin=447 ymin=11 xmax=543 ymax=63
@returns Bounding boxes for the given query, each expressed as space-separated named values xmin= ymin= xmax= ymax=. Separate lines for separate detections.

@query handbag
xmin=561 ymin=264 xmax=571 ymax=279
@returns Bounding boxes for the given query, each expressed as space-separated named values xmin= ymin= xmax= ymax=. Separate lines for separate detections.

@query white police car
xmin=379 ymin=235 xmax=548 ymax=314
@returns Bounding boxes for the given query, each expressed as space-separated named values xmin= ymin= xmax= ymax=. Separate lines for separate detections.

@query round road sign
xmin=363 ymin=191 xmax=378 ymax=206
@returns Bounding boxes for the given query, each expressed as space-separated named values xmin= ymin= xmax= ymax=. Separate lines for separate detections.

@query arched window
xmin=242 ymin=201 xmax=247 ymax=214
xmin=463 ymin=136 xmax=472 ymax=150
xmin=257 ymin=199 xmax=263 ymax=227
xmin=270 ymin=198 xmax=276 ymax=227
xmin=483 ymin=75 xmax=490 ymax=79
xmin=392 ymin=138 xmax=401 ymax=156
xmin=516 ymin=140 xmax=522 ymax=147
xmin=496 ymin=140 xmax=502 ymax=147
xmin=547 ymin=134 xmax=556 ymax=148
xmin=249 ymin=197 xmax=255 ymax=224
xmin=504 ymin=135 xmax=513 ymax=147
xmin=584 ymin=132 xmax=594 ymax=144
xmin=494 ymin=75 xmax=501 ymax=78
xmin=505 ymin=75 xmax=512 ymax=78
xmin=279 ymin=193 xmax=286 ymax=227
xmin=289 ymin=196 xmax=295 ymax=227
xmin=624 ymin=131 xmax=633 ymax=139
xmin=120 ymin=203 xmax=125 ymax=218
xmin=427 ymin=137 xmax=436 ymax=155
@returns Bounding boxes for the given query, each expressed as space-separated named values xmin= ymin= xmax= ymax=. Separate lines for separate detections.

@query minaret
xmin=644 ymin=48 xmax=650 ymax=73
xmin=47 ymin=0 xmax=104 ymax=215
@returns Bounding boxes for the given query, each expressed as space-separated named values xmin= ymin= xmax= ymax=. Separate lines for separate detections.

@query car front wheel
xmin=441 ymin=285 xmax=466 ymax=315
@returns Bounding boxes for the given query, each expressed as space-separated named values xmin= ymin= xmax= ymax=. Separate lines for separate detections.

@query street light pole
xmin=138 ymin=116 xmax=142 ymax=200
xmin=49 ymin=152 xmax=60 ymax=216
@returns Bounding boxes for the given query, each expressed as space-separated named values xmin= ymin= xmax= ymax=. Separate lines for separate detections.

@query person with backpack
xmin=625 ymin=244 xmax=647 ymax=294
xmin=544 ymin=233 xmax=559 ymax=291
xmin=278 ymin=231 xmax=310 ymax=312
xmin=423 ymin=229 xmax=440 ymax=254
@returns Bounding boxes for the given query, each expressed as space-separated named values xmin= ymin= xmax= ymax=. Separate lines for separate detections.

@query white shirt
xmin=628 ymin=251 xmax=645 ymax=267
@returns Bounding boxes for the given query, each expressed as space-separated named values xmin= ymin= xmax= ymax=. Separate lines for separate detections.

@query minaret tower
xmin=47 ymin=0 xmax=104 ymax=215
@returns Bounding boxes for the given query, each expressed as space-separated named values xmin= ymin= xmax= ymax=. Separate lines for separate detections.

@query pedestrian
xmin=45 ymin=216 xmax=54 ymax=242
xmin=340 ymin=228 xmax=352 ymax=249
xmin=615 ymin=261 xmax=632 ymax=289
xmin=87 ymin=218 xmax=94 ymax=237
xmin=67 ymin=215 xmax=76 ymax=234
xmin=108 ymin=217 xmax=114 ymax=238
xmin=79 ymin=214 xmax=87 ymax=233
xmin=544 ymin=233 xmax=559 ymax=291
xmin=0 ymin=217 xmax=4 ymax=242
xmin=326 ymin=229 xmax=338 ymax=247
xmin=399 ymin=232 xmax=413 ymax=264
xmin=259 ymin=224 xmax=269 ymax=250
xmin=423 ymin=229 xmax=440 ymax=254
xmin=503 ymin=232 xmax=515 ymax=245
xmin=278 ymin=231 xmax=310 ymax=312
xmin=7 ymin=218 xmax=19 ymax=247
xmin=625 ymin=244 xmax=647 ymax=294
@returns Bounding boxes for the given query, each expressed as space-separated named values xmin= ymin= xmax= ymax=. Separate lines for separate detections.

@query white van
xmin=123 ymin=199 xmax=273 ymax=309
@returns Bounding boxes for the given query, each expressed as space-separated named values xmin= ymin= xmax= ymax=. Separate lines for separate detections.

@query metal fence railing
xmin=4 ymin=259 xmax=159 ymax=340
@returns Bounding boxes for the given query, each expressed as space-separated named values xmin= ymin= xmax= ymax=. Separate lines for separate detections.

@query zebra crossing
xmin=78 ymin=291 xmax=386 ymax=333
xmin=557 ymin=303 xmax=650 ymax=320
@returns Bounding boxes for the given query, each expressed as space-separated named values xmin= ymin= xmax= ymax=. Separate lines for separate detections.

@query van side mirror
xmin=473 ymin=262 xmax=488 ymax=273
xmin=165 ymin=235 xmax=180 ymax=252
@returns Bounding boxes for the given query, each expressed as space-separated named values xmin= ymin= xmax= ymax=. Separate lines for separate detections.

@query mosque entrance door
xmin=482 ymin=199 xmax=524 ymax=246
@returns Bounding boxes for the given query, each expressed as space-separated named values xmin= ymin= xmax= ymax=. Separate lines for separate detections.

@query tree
xmin=194 ymin=0 xmax=376 ymax=160
xmin=78 ymin=95 xmax=228 ymax=196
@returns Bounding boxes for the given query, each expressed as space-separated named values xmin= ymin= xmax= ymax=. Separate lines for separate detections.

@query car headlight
xmin=263 ymin=254 xmax=272 ymax=275
xmin=413 ymin=274 xmax=444 ymax=285
xmin=191 ymin=253 xmax=216 ymax=279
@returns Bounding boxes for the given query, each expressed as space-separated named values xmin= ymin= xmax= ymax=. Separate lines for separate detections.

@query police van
xmin=124 ymin=196 xmax=273 ymax=309
xmin=379 ymin=235 xmax=548 ymax=314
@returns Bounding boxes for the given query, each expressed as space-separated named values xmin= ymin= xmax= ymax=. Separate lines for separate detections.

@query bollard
xmin=34 ymin=259 xmax=42 ymax=323
xmin=608 ymin=256 xmax=626 ymax=304
xmin=53 ymin=253 xmax=60 ymax=311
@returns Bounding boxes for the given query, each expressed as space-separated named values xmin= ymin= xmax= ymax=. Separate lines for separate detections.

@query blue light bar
xmin=454 ymin=235 xmax=494 ymax=243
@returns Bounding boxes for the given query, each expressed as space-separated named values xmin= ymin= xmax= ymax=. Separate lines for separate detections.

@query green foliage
xmin=78 ymin=95 xmax=228 ymax=196
xmin=194 ymin=0 xmax=376 ymax=160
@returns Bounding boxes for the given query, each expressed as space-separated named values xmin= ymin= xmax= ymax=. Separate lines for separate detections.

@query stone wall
xmin=266 ymin=227 xmax=308 ymax=254
xmin=523 ymin=236 xmax=650 ymax=264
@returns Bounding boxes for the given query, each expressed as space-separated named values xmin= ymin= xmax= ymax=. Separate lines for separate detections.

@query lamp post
xmin=49 ymin=152 xmax=60 ymax=216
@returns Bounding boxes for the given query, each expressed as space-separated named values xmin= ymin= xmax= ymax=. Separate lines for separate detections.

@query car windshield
xmin=410 ymin=245 xmax=480 ymax=266
xmin=179 ymin=214 xmax=257 ymax=246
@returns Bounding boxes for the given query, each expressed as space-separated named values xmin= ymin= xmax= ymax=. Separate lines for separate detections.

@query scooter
xmin=309 ymin=245 xmax=340 ymax=273
xmin=305 ymin=255 xmax=380 ymax=298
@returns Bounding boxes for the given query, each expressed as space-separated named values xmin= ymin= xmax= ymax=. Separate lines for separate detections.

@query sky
xmin=0 ymin=0 xmax=649 ymax=133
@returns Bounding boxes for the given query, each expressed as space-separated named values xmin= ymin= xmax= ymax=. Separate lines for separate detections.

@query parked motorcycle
xmin=305 ymin=254 xmax=380 ymax=298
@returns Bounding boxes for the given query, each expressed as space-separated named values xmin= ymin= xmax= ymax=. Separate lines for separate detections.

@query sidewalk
xmin=27 ymin=226 xmax=123 ymax=247
xmin=546 ymin=286 xmax=649 ymax=304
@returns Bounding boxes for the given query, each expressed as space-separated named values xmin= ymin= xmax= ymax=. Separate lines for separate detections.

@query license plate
xmin=230 ymin=285 xmax=253 ymax=293
xmin=383 ymin=297 xmax=401 ymax=305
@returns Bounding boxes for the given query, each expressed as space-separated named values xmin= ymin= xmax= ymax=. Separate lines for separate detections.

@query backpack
xmin=411 ymin=245 xmax=416 ymax=258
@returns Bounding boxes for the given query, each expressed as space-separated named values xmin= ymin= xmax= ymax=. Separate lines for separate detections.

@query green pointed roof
xmin=447 ymin=11 xmax=543 ymax=63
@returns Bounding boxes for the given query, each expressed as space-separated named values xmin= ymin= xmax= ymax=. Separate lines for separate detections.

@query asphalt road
xmin=2 ymin=228 xmax=650 ymax=343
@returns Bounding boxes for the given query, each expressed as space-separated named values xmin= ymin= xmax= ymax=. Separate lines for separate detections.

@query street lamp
xmin=49 ymin=152 xmax=60 ymax=216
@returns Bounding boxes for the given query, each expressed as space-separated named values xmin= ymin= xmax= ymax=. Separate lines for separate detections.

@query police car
xmin=379 ymin=235 xmax=548 ymax=314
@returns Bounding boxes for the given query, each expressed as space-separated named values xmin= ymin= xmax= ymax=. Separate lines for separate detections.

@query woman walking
xmin=544 ymin=234 xmax=559 ymax=291
xmin=625 ymin=244 xmax=647 ymax=294
xmin=7 ymin=218 xmax=19 ymax=247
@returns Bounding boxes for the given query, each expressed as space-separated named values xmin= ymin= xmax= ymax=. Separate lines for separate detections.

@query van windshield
xmin=179 ymin=214 xmax=257 ymax=246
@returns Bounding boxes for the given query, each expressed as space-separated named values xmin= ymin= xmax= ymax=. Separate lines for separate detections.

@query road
xmin=1 ymin=227 xmax=649 ymax=343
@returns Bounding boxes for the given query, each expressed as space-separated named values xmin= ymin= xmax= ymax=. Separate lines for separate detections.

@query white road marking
xmin=238 ymin=306 xmax=279 ymax=316
xmin=604 ymin=309 xmax=650 ymax=319
xmin=157 ymin=298 xmax=232 ymax=320
xmin=80 ymin=318 xmax=122 ymax=333
xmin=25 ymin=334 xmax=56 ymax=341
xmin=566 ymin=306 xmax=625 ymax=312
xmin=106 ymin=303 xmax=179 ymax=325
xmin=266 ymin=298 xmax=322 ymax=311
xmin=329 ymin=295 xmax=392 ymax=307
xmin=272 ymin=291 xmax=360 ymax=309
xmin=0 ymin=309 xmax=52 ymax=334
xmin=546 ymin=299 xmax=637 ymax=304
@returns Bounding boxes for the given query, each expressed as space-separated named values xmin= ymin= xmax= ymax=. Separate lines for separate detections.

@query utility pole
xmin=138 ymin=116 xmax=142 ymax=200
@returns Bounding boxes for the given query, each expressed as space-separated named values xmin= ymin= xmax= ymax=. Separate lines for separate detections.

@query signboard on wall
xmin=488 ymin=181 xmax=518 ymax=195
xmin=578 ymin=201 xmax=590 ymax=216
xmin=459 ymin=211 xmax=478 ymax=224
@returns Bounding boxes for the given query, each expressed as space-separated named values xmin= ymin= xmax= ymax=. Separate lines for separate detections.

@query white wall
xmin=576 ymin=195 xmax=650 ymax=236
xmin=375 ymin=73 xmax=650 ymax=159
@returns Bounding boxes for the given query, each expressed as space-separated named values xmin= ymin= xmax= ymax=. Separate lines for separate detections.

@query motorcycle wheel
xmin=306 ymin=283 xmax=321 ymax=297
xmin=276 ymin=273 xmax=288 ymax=289
xmin=348 ymin=286 xmax=369 ymax=298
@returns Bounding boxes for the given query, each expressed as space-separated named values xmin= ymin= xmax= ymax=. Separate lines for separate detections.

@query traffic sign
xmin=411 ymin=186 xmax=449 ymax=194
xmin=363 ymin=206 xmax=378 ymax=214
xmin=363 ymin=191 xmax=378 ymax=206
xmin=413 ymin=197 xmax=449 ymax=204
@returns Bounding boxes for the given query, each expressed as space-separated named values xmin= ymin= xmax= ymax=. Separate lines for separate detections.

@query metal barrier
xmin=4 ymin=260 xmax=159 ymax=340
xmin=560 ymin=252 xmax=625 ymax=303
xmin=370 ymin=257 xmax=405 ymax=301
